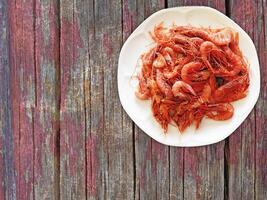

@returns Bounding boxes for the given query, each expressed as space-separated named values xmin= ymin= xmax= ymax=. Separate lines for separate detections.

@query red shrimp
xmin=152 ymin=98 xmax=170 ymax=132
xmin=153 ymin=53 xmax=167 ymax=68
xmin=163 ymin=47 xmax=177 ymax=60
xmin=181 ymin=61 xmax=210 ymax=83
xmin=135 ymin=72 xmax=150 ymax=100
xmin=204 ymin=103 xmax=234 ymax=120
xmin=214 ymin=75 xmax=249 ymax=102
xmin=163 ymin=64 xmax=183 ymax=79
xmin=161 ymin=47 xmax=177 ymax=66
xmin=173 ymin=110 xmax=194 ymax=133
xmin=150 ymin=22 xmax=172 ymax=43
xmin=156 ymin=70 xmax=173 ymax=99
xmin=210 ymin=28 xmax=234 ymax=45
xmin=141 ymin=46 xmax=158 ymax=67
xmin=179 ymin=26 xmax=234 ymax=45
xmin=200 ymin=41 xmax=219 ymax=73
xmin=199 ymin=83 xmax=212 ymax=103
xmin=222 ymin=46 xmax=247 ymax=76
xmin=190 ymin=37 xmax=204 ymax=47
xmin=163 ymin=56 xmax=192 ymax=79
xmin=171 ymin=43 xmax=186 ymax=54
xmin=172 ymin=81 xmax=196 ymax=98
xmin=194 ymin=110 xmax=205 ymax=129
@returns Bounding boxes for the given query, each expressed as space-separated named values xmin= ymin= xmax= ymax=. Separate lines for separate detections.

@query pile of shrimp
xmin=135 ymin=23 xmax=249 ymax=133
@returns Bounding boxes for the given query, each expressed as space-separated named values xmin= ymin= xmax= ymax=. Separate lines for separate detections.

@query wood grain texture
xmin=227 ymin=1 xmax=258 ymax=199
xmin=9 ymin=1 xmax=36 ymax=199
xmin=2 ymin=0 xmax=267 ymax=199
xmin=87 ymin=0 xmax=105 ymax=198
xmin=0 ymin=0 xmax=16 ymax=199
xmin=34 ymin=0 xmax=60 ymax=199
xmin=59 ymin=0 xmax=87 ymax=199
xmin=254 ymin=0 xmax=267 ymax=199
xmin=89 ymin=0 xmax=134 ymax=199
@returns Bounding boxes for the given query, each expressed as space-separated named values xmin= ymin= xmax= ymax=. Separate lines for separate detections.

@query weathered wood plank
xmin=167 ymin=1 xmax=225 ymax=200
xmin=227 ymin=0 xmax=257 ymax=199
xmin=122 ymin=0 xmax=137 ymax=199
xmin=255 ymin=0 xmax=267 ymax=199
xmin=169 ymin=146 xmax=183 ymax=200
xmin=34 ymin=1 xmax=60 ymax=199
xmin=9 ymin=1 xmax=36 ymax=199
xmin=122 ymin=3 xmax=144 ymax=199
xmin=0 ymin=0 xmax=16 ymax=199
xmin=87 ymin=0 xmax=105 ymax=199
xmin=59 ymin=0 xmax=87 ymax=199
xmin=168 ymin=0 xmax=225 ymax=9
xmin=87 ymin=0 xmax=135 ymax=199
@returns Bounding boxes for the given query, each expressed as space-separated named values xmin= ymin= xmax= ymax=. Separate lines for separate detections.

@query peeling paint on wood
xmin=59 ymin=0 xmax=87 ymax=199
xmin=0 ymin=0 xmax=16 ymax=199
xmin=2 ymin=0 xmax=267 ymax=199
xmin=34 ymin=0 xmax=60 ymax=199
xmin=9 ymin=0 xmax=35 ymax=199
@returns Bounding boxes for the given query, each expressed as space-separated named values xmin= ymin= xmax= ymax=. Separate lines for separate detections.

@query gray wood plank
xmin=88 ymin=0 xmax=134 ymax=199
xmin=0 ymin=0 xmax=16 ymax=199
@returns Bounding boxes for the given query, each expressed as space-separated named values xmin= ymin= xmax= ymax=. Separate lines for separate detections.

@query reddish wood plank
xmin=59 ymin=0 xmax=87 ymax=199
xmin=227 ymin=0 xmax=257 ymax=199
xmin=169 ymin=146 xmax=183 ymax=200
xmin=9 ymin=1 xmax=35 ymax=199
xmin=0 ymin=0 xmax=16 ymax=199
xmin=34 ymin=0 xmax=60 ymax=199
xmin=255 ymin=0 xmax=267 ymax=199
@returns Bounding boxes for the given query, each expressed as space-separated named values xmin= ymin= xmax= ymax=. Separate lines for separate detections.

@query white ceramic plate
xmin=118 ymin=6 xmax=260 ymax=147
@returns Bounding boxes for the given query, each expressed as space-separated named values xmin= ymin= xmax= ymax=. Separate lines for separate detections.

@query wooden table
xmin=0 ymin=0 xmax=266 ymax=199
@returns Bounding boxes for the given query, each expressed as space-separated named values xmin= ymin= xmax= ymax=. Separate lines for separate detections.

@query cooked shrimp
xmin=172 ymin=80 xmax=196 ymax=98
xmin=200 ymin=41 xmax=219 ymax=73
xmin=222 ymin=46 xmax=246 ymax=76
xmin=153 ymin=53 xmax=167 ymax=68
xmin=181 ymin=61 xmax=210 ymax=83
xmin=136 ymin=23 xmax=249 ymax=133
xmin=156 ymin=70 xmax=173 ymax=99
xmin=204 ymin=103 xmax=234 ymax=120
xmin=214 ymin=75 xmax=249 ymax=102
xmin=210 ymin=28 xmax=234 ymax=45
xmin=173 ymin=110 xmax=194 ymax=132
xmin=194 ymin=110 xmax=205 ymax=129
xmin=163 ymin=64 xmax=183 ymax=79
xmin=135 ymin=72 xmax=150 ymax=100
xmin=177 ymin=26 xmax=234 ymax=45
xmin=199 ymin=83 xmax=212 ymax=103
